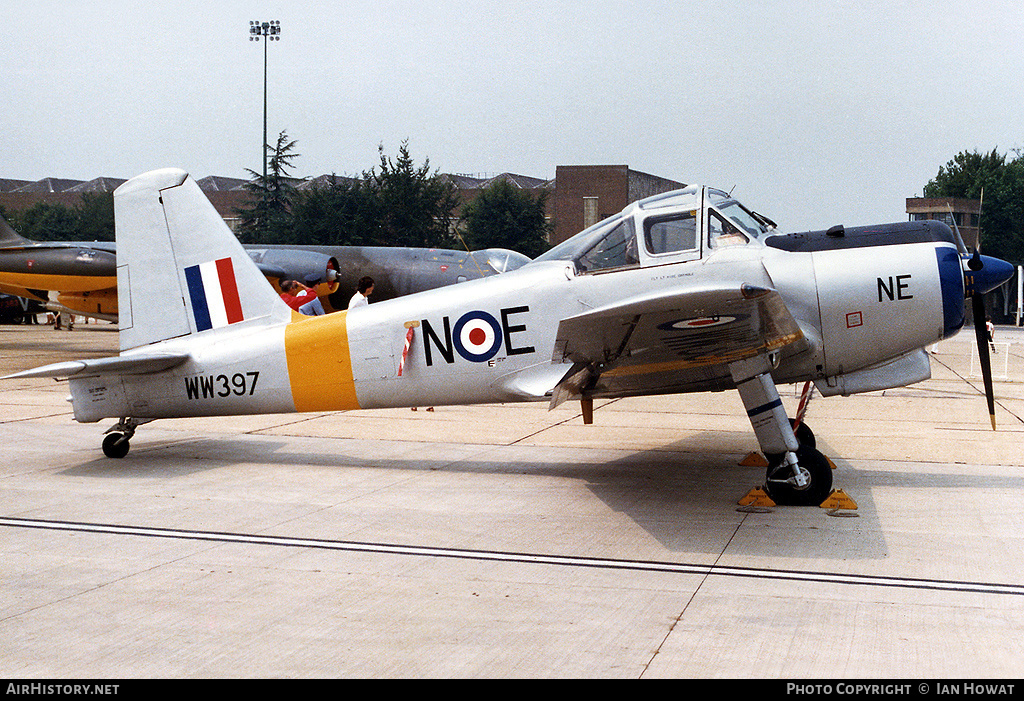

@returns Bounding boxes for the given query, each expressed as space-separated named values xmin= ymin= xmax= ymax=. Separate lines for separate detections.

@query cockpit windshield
xmin=716 ymin=200 xmax=770 ymax=239
xmin=534 ymin=214 xmax=639 ymax=272
xmin=706 ymin=189 xmax=773 ymax=239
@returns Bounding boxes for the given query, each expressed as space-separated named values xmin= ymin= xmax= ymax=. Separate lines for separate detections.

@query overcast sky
xmin=5 ymin=0 xmax=1023 ymax=231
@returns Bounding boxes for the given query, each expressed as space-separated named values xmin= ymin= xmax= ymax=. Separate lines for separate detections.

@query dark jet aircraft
xmin=0 ymin=214 xmax=119 ymax=320
xmin=0 ymin=213 xmax=530 ymax=320
xmin=247 ymin=244 xmax=530 ymax=312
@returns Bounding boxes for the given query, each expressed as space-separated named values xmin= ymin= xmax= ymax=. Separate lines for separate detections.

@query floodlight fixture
xmin=250 ymin=20 xmax=281 ymax=41
xmin=248 ymin=21 xmax=282 ymax=183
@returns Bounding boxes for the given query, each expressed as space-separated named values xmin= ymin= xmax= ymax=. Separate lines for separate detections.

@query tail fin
xmin=114 ymin=168 xmax=291 ymax=350
xmin=0 ymin=213 xmax=31 ymax=247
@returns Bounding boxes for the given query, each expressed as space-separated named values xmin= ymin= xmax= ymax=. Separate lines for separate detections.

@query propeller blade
xmin=971 ymin=292 xmax=997 ymax=430
xmin=947 ymin=203 xmax=969 ymax=256
xmin=978 ymin=187 xmax=984 ymax=251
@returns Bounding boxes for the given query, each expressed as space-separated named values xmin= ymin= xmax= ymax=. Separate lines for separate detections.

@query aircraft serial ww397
xmin=5 ymin=168 xmax=1014 ymax=506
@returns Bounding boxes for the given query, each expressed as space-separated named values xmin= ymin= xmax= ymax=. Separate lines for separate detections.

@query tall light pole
xmin=249 ymin=20 xmax=281 ymax=185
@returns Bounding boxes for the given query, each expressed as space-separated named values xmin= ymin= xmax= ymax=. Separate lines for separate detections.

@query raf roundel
xmin=453 ymin=310 xmax=503 ymax=362
xmin=657 ymin=315 xmax=744 ymax=331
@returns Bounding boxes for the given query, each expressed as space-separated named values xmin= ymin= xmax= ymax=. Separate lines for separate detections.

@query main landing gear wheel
xmin=102 ymin=432 xmax=130 ymax=459
xmin=764 ymin=419 xmax=815 ymax=469
xmin=764 ymin=444 xmax=832 ymax=506
xmin=791 ymin=419 xmax=815 ymax=450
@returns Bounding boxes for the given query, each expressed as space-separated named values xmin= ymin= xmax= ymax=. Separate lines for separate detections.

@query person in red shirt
xmin=279 ymin=279 xmax=325 ymax=315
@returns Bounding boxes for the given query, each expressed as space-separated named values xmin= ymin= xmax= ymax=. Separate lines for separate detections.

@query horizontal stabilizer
xmin=2 ymin=352 xmax=190 ymax=380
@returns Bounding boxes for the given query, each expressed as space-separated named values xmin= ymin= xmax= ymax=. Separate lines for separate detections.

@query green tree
xmin=17 ymin=202 xmax=79 ymax=241
xmin=1 ymin=193 xmax=113 ymax=242
xmin=288 ymin=143 xmax=460 ymax=248
xmin=924 ymin=148 xmax=1024 ymax=264
xmin=77 ymin=192 xmax=115 ymax=241
xmin=363 ymin=141 xmax=461 ymax=248
xmin=923 ymin=149 xmax=1006 ymax=200
xmin=460 ymin=178 xmax=551 ymax=258
xmin=289 ymin=175 xmax=375 ymax=247
xmin=236 ymin=130 xmax=303 ymax=244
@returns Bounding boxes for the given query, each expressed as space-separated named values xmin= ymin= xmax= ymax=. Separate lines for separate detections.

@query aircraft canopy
xmin=535 ymin=186 xmax=776 ymax=274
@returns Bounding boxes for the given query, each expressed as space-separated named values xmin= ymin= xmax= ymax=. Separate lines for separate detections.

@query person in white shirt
xmin=348 ymin=276 xmax=374 ymax=309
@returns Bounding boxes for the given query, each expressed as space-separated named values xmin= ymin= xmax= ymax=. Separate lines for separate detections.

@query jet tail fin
xmin=114 ymin=168 xmax=291 ymax=350
xmin=0 ymin=213 xmax=31 ymax=247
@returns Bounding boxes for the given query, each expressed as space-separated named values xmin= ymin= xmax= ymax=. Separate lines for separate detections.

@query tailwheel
xmin=764 ymin=444 xmax=832 ymax=506
xmin=102 ymin=432 xmax=130 ymax=459
xmin=101 ymin=417 xmax=149 ymax=458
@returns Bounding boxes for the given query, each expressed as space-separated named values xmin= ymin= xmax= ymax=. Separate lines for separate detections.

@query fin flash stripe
xmin=184 ymin=258 xmax=244 ymax=332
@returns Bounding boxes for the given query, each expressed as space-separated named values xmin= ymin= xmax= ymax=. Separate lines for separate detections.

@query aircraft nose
xmin=966 ymin=254 xmax=1015 ymax=295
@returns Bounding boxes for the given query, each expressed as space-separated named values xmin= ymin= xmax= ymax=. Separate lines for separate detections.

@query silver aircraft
xmin=5 ymin=168 xmax=1014 ymax=506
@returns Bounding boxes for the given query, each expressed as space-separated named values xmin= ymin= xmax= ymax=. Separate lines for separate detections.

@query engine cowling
xmin=767 ymin=220 xmax=965 ymax=395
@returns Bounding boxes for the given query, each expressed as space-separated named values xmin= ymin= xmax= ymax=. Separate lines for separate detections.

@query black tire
xmin=791 ymin=419 xmax=815 ymax=450
xmin=764 ymin=444 xmax=832 ymax=506
xmin=102 ymin=433 xmax=130 ymax=459
xmin=764 ymin=419 xmax=816 ymax=466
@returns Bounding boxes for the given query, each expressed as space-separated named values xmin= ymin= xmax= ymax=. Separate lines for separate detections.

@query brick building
xmin=906 ymin=196 xmax=981 ymax=250
xmin=550 ymin=165 xmax=685 ymax=245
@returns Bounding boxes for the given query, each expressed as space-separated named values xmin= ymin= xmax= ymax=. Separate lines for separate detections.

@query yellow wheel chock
xmin=738 ymin=451 xmax=768 ymax=467
xmin=738 ymin=486 xmax=776 ymax=507
xmin=818 ymin=488 xmax=858 ymax=510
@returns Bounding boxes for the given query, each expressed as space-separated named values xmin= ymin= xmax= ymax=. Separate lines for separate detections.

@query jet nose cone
xmin=969 ymin=254 xmax=1016 ymax=294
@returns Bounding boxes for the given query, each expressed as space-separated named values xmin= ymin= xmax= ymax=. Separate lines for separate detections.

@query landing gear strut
xmin=730 ymin=356 xmax=832 ymax=506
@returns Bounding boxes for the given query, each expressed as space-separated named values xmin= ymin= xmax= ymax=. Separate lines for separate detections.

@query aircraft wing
xmin=2 ymin=353 xmax=191 ymax=380
xmin=550 ymin=284 xmax=803 ymax=405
